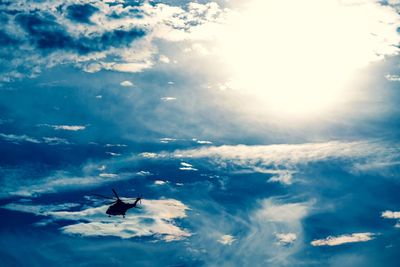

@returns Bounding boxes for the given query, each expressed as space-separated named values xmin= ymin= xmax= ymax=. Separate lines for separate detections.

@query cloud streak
xmin=311 ymin=233 xmax=376 ymax=246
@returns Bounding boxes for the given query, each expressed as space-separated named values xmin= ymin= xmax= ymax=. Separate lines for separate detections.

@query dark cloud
xmin=14 ymin=12 xmax=145 ymax=53
xmin=66 ymin=4 xmax=99 ymax=24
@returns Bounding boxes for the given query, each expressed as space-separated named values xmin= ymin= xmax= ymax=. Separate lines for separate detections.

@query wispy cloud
xmin=311 ymin=233 xmax=376 ymax=246
xmin=52 ymin=125 xmax=86 ymax=131
xmin=160 ymin=137 xmax=177 ymax=144
xmin=171 ymin=141 xmax=399 ymax=178
xmin=0 ymin=133 xmax=41 ymax=144
xmin=160 ymin=97 xmax=177 ymax=102
xmin=6 ymin=171 xmax=135 ymax=198
xmin=0 ymin=133 xmax=69 ymax=145
xmin=385 ymin=74 xmax=400 ymax=81
xmin=179 ymin=162 xmax=198 ymax=171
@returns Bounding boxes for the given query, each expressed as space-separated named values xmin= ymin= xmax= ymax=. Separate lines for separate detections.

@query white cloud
xmin=228 ymin=198 xmax=312 ymax=264
xmin=139 ymin=152 xmax=159 ymax=158
xmin=6 ymin=171 xmax=134 ymax=198
xmin=385 ymin=74 xmax=400 ymax=81
xmin=136 ymin=171 xmax=152 ymax=176
xmin=381 ymin=210 xmax=400 ymax=227
xmin=160 ymin=97 xmax=177 ymax=102
xmin=179 ymin=162 xmax=198 ymax=171
xmin=98 ymin=165 xmax=106 ymax=171
xmin=381 ymin=210 xmax=400 ymax=219
xmin=104 ymin=143 xmax=127 ymax=147
xmin=159 ymin=55 xmax=170 ymax=64
xmin=1 ymin=1 xmax=228 ymax=80
xmin=42 ymin=137 xmax=70 ymax=145
xmin=160 ymin=137 xmax=177 ymax=143
xmin=179 ymin=167 xmax=198 ymax=171
xmin=218 ymin=234 xmax=236 ymax=245
xmin=3 ymin=199 xmax=191 ymax=241
xmin=311 ymin=233 xmax=376 ymax=246
xmin=2 ymin=203 xmax=80 ymax=215
xmin=171 ymin=141 xmax=399 ymax=176
xmin=154 ymin=180 xmax=167 ymax=185
xmin=255 ymin=199 xmax=310 ymax=223
xmin=192 ymin=138 xmax=212 ymax=144
xmin=180 ymin=162 xmax=193 ymax=167
xmin=120 ymin=80 xmax=134 ymax=87
xmin=98 ymin=173 xmax=118 ymax=178
xmin=52 ymin=125 xmax=86 ymax=131
xmin=267 ymin=170 xmax=294 ymax=185
xmin=275 ymin=233 xmax=297 ymax=245
xmin=105 ymin=152 xmax=121 ymax=156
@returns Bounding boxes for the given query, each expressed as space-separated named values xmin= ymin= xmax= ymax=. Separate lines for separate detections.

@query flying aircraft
xmin=94 ymin=189 xmax=142 ymax=218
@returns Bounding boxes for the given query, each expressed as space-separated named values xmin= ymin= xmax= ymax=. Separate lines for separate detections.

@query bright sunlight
xmin=217 ymin=0 xmax=399 ymax=116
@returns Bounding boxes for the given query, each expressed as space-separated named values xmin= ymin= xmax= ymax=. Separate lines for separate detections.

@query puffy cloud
xmin=311 ymin=233 xmax=376 ymax=246
xmin=266 ymin=170 xmax=294 ymax=185
xmin=381 ymin=210 xmax=400 ymax=227
xmin=217 ymin=234 xmax=236 ymax=245
xmin=120 ymin=80 xmax=134 ymax=87
xmin=0 ymin=0 xmax=228 ymax=81
xmin=159 ymin=54 xmax=170 ymax=63
xmin=381 ymin=210 xmax=400 ymax=219
xmin=275 ymin=233 xmax=297 ymax=246
xmin=154 ymin=180 xmax=167 ymax=185
xmin=2 ymin=199 xmax=191 ymax=241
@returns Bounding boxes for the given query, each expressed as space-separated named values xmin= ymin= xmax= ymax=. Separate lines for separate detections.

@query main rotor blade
xmin=93 ymin=193 xmax=115 ymax=200
xmin=112 ymin=188 xmax=120 ymax=200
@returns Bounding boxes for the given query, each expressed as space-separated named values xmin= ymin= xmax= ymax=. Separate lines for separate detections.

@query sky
xmin=0 ymin=0 xmax=400 ymax=266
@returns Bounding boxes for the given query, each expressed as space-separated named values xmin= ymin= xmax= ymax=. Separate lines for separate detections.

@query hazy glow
xmin=218 ymin=0 xmax=400 ymax=116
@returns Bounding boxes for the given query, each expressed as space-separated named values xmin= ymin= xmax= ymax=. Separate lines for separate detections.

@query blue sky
xmin=1 ymin=0 xmax=400 ymax=266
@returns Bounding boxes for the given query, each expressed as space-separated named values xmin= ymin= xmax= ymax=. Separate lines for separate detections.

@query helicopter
xmin=94 ymin=189 xmax=142 ymax=218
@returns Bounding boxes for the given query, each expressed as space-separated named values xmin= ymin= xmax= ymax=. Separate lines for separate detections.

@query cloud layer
xmin=0 ymin=0 xmax=226 ymax=81
xmin=3 ymin=198 xmax=190 ymax=241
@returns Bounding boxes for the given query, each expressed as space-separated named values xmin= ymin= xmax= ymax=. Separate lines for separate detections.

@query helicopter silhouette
xmin=94 ymin=189 xmax=142 ymax=218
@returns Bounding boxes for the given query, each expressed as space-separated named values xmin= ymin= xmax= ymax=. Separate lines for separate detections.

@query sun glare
xmin=217 ymin=0 xmax=399 ymax=117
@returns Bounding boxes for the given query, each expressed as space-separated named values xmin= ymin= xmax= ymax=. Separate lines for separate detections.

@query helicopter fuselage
xmin=106 ymin=199 xmax=139 ymax=217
